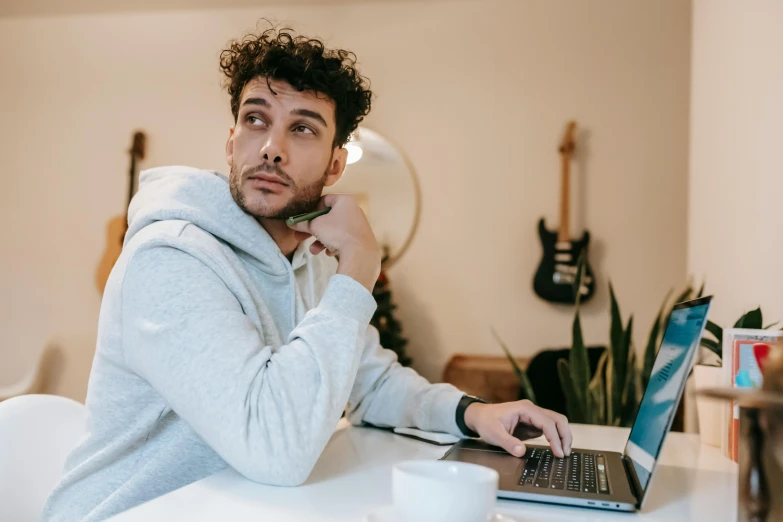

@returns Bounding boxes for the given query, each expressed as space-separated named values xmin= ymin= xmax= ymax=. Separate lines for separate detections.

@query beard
xmin=229 ymin=156 xmax=330 ymax=220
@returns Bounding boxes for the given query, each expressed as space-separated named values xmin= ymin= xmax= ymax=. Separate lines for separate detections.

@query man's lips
xmin=247 ymin=173 xmax=288 ymax=186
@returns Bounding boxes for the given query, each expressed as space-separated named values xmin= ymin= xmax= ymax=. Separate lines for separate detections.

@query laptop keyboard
xmin=519 ymin=448 xmax=610 ymax=494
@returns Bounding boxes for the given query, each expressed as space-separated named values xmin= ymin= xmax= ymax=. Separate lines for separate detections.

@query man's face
xmin=226 ymin=77 xmax=348 ymax=220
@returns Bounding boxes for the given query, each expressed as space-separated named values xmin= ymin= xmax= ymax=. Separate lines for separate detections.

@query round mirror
xmin=324 ymin=127 xmax=421 ymax=268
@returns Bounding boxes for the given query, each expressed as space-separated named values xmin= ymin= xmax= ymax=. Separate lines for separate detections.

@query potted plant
xmin=497 ymin=267 xmax=776 ymax=435
xmin=693 ymin=307 xmax=778 ymax=447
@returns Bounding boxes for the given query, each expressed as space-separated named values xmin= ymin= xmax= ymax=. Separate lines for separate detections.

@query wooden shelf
xmin=442 ymin=354 xmax=529 ymax=404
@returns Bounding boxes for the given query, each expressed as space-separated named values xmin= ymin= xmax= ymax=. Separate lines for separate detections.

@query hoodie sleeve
xmin=120 ymin=244 xmax=376 ymax=487
xmin=344 ymin=325 xmax=466 ymax=437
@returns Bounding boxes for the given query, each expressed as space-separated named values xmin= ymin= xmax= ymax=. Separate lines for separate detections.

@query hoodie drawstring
xmin=306 ymin=255 xmax=315 ymax=310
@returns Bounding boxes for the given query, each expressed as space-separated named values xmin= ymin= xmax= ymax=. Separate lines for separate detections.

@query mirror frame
xmin=347 ymin=126 xmax=421 ymax=270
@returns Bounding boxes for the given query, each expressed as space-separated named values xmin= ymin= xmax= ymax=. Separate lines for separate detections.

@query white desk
xmin=110 ymin=420 xmax=738 ymax=522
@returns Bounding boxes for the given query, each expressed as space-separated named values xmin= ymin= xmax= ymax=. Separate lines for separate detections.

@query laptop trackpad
xmin=451 ymin=448 xmax=522 ymax=477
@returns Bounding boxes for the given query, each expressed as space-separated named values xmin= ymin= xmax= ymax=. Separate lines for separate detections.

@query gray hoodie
xmin=42 ymin=166 xmax=465 ymax=522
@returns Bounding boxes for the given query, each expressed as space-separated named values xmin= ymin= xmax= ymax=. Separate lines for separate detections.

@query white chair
xmin=0 ymin=344 xmax=47 ymax=401
xmin=0 ymin=394 xmax=86 ymax=522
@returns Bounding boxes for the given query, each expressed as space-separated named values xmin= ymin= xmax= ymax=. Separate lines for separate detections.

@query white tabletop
xmin=109 ymin=420 xmax=738 ymax=522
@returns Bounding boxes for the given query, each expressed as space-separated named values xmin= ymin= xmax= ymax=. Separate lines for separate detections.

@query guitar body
xmin=95 ymin=215 xmax=127 ymax=293
xmin=533 ymin=218 xmax=595 ymax=304
xmin=95 ymin=131 xmax=146 ymax=294
xmin=531 ymin=121 xmax=596 ymax=304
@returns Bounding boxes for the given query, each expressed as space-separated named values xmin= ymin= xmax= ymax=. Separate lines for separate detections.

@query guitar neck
xmin=127 ymin=156 xmax=136 ymax=210
xmin=558 ymin=152 xmax=571 ymax=243
xmin=126 ymin=131 xmax=146 ymax=211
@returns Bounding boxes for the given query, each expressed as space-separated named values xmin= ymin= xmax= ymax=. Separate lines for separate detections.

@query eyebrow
xmin=241 ymin=97 xmax=328 ymax=128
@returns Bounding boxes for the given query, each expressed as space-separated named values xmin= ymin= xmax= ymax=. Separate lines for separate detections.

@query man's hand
xmin=287 ymin=194 xmax=381 ymax=292
xmin=463 ymin=400 xmax=572 ymax=458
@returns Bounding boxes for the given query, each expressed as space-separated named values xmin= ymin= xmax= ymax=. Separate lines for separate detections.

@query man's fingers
xmin=494 ymin=429 xmax=527 ymax=458
xmin=320 ymin=193 xmax=339 ymax=208
xmin=538 ymin=410 xmax=572 ymax=455
xmin=293 ymin=231 xmax=312 ymax=242
xmin=551 ymin=413 xmax=572 ymax=456
xmin=528 ymin=411 xmax=564 ymax=458
xmin=310 ymin=241 xmax=326 ymax=255
xmin=288 ymin=219 xmax=313 ymax=234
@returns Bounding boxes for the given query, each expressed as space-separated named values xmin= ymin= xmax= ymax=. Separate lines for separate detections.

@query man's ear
xmin=225 ymin=127 xmax=235 ymax=168
xmin=324 ymin=146 xmax=348 ymax=188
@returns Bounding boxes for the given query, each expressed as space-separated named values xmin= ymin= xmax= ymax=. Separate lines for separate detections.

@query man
xmin=43 ymin=23 xmax=571 ymax=521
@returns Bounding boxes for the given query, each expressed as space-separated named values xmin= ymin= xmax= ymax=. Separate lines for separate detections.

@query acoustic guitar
xmin=533 ymin=121 xmax=595 ymax=304
xmin=95 ymin=131 xmax=146 ymax=294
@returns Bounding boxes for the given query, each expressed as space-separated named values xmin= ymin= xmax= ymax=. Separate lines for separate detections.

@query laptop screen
xmin=623 ymin=297 xmax=712 ymax=497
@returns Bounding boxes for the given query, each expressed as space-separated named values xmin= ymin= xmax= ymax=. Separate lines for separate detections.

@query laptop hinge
xmin=622 ymin=455 xmax=642 ymax=508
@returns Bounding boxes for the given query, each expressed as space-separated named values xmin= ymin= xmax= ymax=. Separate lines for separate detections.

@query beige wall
xmin=689 ymin=0 xmax=783 ymax=327
xmin=0 ymin=0 xmax=691 ymax=401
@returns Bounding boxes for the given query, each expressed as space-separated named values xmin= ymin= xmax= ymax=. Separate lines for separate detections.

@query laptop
xmin=441 ymin=296 xmax=713 ymax=513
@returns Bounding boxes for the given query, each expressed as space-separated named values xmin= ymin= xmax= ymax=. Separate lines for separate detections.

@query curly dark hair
xmin=219 ymin=20 xmax=373 ymax=148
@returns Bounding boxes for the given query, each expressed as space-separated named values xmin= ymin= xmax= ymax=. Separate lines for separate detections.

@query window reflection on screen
xmin=625 ymin=303 xmax=710 ymax=490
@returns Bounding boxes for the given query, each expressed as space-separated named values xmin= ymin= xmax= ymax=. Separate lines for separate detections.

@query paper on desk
xmin=393 ymin=427 xmax=460 ymax=445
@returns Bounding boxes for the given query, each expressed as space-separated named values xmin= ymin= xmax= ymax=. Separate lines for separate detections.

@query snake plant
xmin=498 ymin=256 xmax=776 ymax=426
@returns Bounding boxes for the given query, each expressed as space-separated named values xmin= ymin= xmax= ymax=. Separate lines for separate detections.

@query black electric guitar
xmin=533 ymin=121 xmax=595 ymax=304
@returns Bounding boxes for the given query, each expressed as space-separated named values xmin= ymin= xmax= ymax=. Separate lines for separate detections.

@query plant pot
xmin=693 ymin=364 xmax=725 ymax=448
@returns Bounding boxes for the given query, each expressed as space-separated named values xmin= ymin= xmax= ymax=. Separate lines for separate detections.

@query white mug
xmin=392 ymin=460 xmax=499 ymax=522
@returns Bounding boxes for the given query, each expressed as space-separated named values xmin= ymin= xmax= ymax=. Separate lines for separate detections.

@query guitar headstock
xmin=558 ymin=121 xmax=577 ymax=156
xmin=130 ymin=131 xmax=147 ymax=160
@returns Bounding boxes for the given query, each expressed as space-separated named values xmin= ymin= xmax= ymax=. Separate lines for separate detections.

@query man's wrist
xmin=455 ymin=395 xmax=487 ymax=437
xmin=336 ymin=248 xmax=381 ymax=292
xmin=464 ymin=402 xmax=484 ymax=434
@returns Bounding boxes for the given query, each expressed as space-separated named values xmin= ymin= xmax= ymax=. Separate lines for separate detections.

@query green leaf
xmin=764 ymin=321 xmax=780 ymax=330
xmin=492 ymin=327 xmax=537 ymax=404
xmin=705 ymin=320 xmax=723 ymax=343
xmin=588 ymin=350 xmax=608 ymax=425
xmin=621 ymin=317 xmax=635 ymax=401
xmin=573 ymin=250 xmax=585 ymax=302
xmin=700 ymin=338 xmax=720 ymax=358
xmin=696 ymin=281 xmax=705 ymax=299
xmin=517 ymin=370 xmax=537 ymax=404
xmin=643 ymin=291 xmax=670 ymax=390
xmin=588 ymin=349 xmax=608 ymax=389
xmin=586 ymin=386 xmax=602 ymax=425
xmin=569 ymin=295 xmax=590 ymax=407
xmin=574 ymin=254 xmax=587 ymax=308
xmin=673 ymin=285 xmax=694 ymax=306
xmin=623 ymin=315 xmax=634 ymax=364
xmin=621 ymin=314 xmax=635 ymax=417
xmin=619 ymin=312 xmax=639 ymax=428
xmin=751 ymin=308 xmax=763 ymax=329
xmin=558 ymin=359 xmax=585 ymax=423
xmin=735 ymin=308 xmax=762 ymax=329
xmin=609 ymin=282 xmax=627 ymax=423
xmin=604 ymin=350 xmax=615 ymax=425
xmin=621 ymin=353 xmax=639 ymax=427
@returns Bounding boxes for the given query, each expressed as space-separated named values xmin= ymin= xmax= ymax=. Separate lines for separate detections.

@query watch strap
xmin=455 ymin=394 xmax=487 ymax=438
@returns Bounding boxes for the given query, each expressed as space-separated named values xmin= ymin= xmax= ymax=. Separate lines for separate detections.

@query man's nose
xmin=259 ymin=132 xmax=287 ymax=164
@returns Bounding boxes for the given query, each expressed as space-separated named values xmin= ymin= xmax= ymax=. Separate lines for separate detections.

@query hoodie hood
xmin=126 ymin=166 xmax=289 ymax=277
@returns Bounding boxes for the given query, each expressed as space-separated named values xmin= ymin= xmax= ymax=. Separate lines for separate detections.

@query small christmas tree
xmin=370 ymin=269 xmax=411 ymax=367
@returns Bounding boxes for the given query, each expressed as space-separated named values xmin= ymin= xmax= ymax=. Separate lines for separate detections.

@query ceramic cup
xmin=392 ymin=460 xmax=499 ymax=522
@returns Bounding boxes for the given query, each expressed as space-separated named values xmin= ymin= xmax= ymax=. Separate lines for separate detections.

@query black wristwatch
xmin=455 ymin=394 xmax=488 ymax=438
